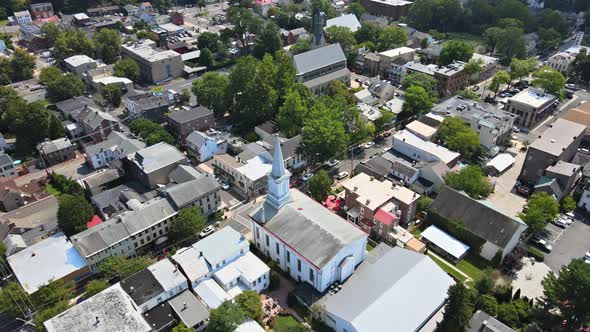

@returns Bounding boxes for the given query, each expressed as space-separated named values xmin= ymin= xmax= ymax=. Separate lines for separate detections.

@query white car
xmin=219 ymin=181 xmax=229 ymax=190
xmin=532 ymin=236 xmax=553 ymax=253
xmin=553 ymin=218 xmax=568 ymax=228
xmin=327 ymin=159 xmax=339 ymax=167
xmin=199 ymin=225 xmax=215 ymax=238
xmin=585 ymin=251 xmax=590 ymax=264
xmin=301 ymin=173 xmax=313 ymax=182
xmin=335 ymin=171 xmax=349 ymax=180
xmin=363 ymin=141 xmax=375 ymax=149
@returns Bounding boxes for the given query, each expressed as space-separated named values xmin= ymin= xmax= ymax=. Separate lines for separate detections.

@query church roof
xmin=251 ymin=190 xmax=367 ymax=269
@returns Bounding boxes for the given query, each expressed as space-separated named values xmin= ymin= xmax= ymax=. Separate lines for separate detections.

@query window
xmin=286 ymin=251 xmax=290 ymax=263
xmin=275 ymin=243 xmax=279 ymax=254
xmin=309 ymin=268 xmax=314 ymax=282
xmin=265 ymin=234 xmax=269 ymax=246
xmin=297 ymin=259 xmax=301 ymax=272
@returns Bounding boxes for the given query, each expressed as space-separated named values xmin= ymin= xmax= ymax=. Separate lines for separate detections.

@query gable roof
xmin=467 ymin=310 xmax=515 ymax=332
xmin=167 ymin=106 xmax=213 ymax=124
xmin=164 ymin=174 xmax=219 ymax=209
xmin=430 ymin=186 xmax=527 ymax=248
xmin=325 ymin=14 xmax=361 ymax=32
xmin=293 ymin=43 xmax=346 ymax=75
xmin=323 ymin=244 xmax=454 ymax=332
xmin=84 ymin=131 xmax=145 ymax=156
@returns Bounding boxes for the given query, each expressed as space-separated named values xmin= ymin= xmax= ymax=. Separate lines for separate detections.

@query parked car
xmin=327 ymin=159 xmax=339 ymax=167
xmin=363 ymin=141 xmax=375 ymax=149
xmin=566 ymin=83 xmax=578 ymax=91
xmin=219 ymin=180 xmax=229 ymax=190
xmin=301 ymin=173 xmax=313 ymax=182
xmin=584 ymin=251 xmax=590 ymax=264
xmin=335 ymin=171 xmax=349 ymax=180
xmin=532 ymin=236 xmax=553 ymax=253
xmin=383 ymin=131 xmax=392 ymax=138
xmin=199 ymin=225 xmax=215 ymax=238
xmin=515 ymin=185 xmax=532 ymax=197
xmin=472 ymin=85 xmax=480 ymax=91
xmin=553 ymin=218 xmax=568 ymax=229
xmin=512 ymin=126 xmax=520 ymax=133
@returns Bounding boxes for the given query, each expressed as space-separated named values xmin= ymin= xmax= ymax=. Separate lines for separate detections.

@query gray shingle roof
xmin=430 ymin=186 xmax=527 ymax=247
xmin=167 ymin=106 xmax=213 ymax=124
xmin=266 ymin=135 xmax=302 ymax=159
xmin=128 ymin=142 xmax=186 ymax=174
xmin=168 ymin=165 xmax=202 ymax=184
xmin=164 ymin=174 xmax=219 ymax=209
xmin=293 ymin=43 xmax=346 ymax=75
xmin=38 ymin=138 xmax=74 ymax=154
xmin=467 ymin=310 xmax=515 ymax=332
xmin=251 ymin=190 xmax=367 ymax=269
xmin=185 ymin=130 xmax=209 ymax=148
xmin=77 ymin=108 xmax=119 ymax=130
xmin=168 ymin=290 xmax=210 ymax=327
xmin=0 ymin=153 xmax=13 ymax=167
xmin=84 ymin=131 xmax=146 ymax=156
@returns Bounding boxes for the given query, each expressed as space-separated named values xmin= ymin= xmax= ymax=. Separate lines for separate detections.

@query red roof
xmin=87 ymin=215 xmax=103 ymax=228
xmin=374 ymin=208 xmax=397 ymax=226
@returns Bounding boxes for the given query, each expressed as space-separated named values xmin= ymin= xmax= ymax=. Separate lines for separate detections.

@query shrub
xmin=527 ymin=246 xmax=545 ymax=262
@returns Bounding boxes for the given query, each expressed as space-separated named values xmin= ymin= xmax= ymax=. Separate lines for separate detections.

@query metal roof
xmin=421 ymin=225 xmax=470 ymax=260
xmin=168 ymin=290 xmax=210 ymax=328
xmin=293 ymin=43 xmax=346 ymax=75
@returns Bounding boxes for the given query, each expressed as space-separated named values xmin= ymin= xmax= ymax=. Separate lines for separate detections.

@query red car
xmin=516 ymin=185 xmax=532 ymax=197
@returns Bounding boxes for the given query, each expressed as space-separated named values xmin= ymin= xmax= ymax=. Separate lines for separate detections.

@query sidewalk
xmin=427 ymin=251 xmax=473 ymax=282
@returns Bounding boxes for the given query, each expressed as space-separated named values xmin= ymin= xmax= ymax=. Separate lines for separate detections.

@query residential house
xmin=167 ymin=290 xmax=210 ymax=331
xmin=534 ymin=161 xmax=581 ymax=201
xmin=524 ymin=33 xmax=539 ymax=57
xmin=263 ymin=135 xmax=306 ymax=170
xmin=471 ymin=53 xmax=500 ymax=81
xmin=121 ymin=40 xmax=184 ymax=84
xmin=76 ymin=107 xmax=121 ymax=143
xmin=547 ymin=51 xmax=576 ymax=75
xmin=354 ymin=78 xmax=397 ymax=106
xmin=55 ymin=96 xmax=98 ymax=120
xmin=359 ymin=0 xmax=412 ymax=20
xmin=125 ymin=142 xmax=188 ymax=189
xmin=506 ymin=88 xmax=557 ymax=128
xmin=13 ymin=10 xmax=33 ymax=25
xmin=279 ymin=27 xmax=308 ymax=45
xmin=71 ymin=197 xmax=177 ymax=271
xmin=431 ymin=96 xmax=517 ymax=155
xmin=90 ymin=181 xmax=158 ymax=220
xmin=0 ymin=153 xmax=16 ymax=178
xmin=430 ymin=186 xmax=528 ymax=261
xmin=37 ymin=138 xmax=77 ymax=167
xmin=392 ymin=130 xmax=460 ymax=168
xmin=120 ymin=258 xmax=189 ymax=312
xmin=64 ymin=55 xmax=98 ymax=77
xmin=7 ymin=232 xmax=90 ymax=294
xmin=213 ymin=149 xmax=272 ymax=199
xmin=30 ymin=2 xmax=54 ymax=19
xmin=319 ymin=244 xmax=454 ymax=332
xmin=86 ymin=5 xmax=121 ymax=17
xmin=467 ymin=310 xmax=516 ymax=332
xmin=84 ymin=131 xmax=146 ymax=169
xmin=250 ymin=140 xmax=368 ymax=292
xmin=562 ymin=102 xmax=590 ymax=142
xmin=294 ymin=43 xmax=351 ymax=95
xmin=519 ymin=118 xmax=585 ymax=185
xmin=355 ymin=153 xmax=419 ymax=184
xmin=167 ymin=106 xmax=214 ymax=140
xmin=325 ymin=14 xmax=361 ymax=33
xmin=405 ymin=120 xmax=437 ymax=141
xmin=163 ymin=173 xmax=221 ymax=215
xmin=0 ymin=178 xmax=46 ymax=212
xmin=0 ymin=196 xmax=59 ymax=255
xmin=123 ymin=90 xmax=171 ymax=122
xmin=434 ymin=61 xmax=468 ymax=97
xmin=186 ymin=130 xmax=229 ymax=163
xmin=342 ymin=172 xmax=419 ymax=233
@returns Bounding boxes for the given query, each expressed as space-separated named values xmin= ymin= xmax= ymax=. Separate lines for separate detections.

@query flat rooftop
xmin=122 ymin=40 xmax=181 ymax=63
xmin=509 ymin=87 xmax=556 ymax=108
xmin=530 ymin=118 xmax=586 ymax=156
xmin=379 ymin=46 xmax=415 ymax=58
xmin=342 ymin=172 xmax=419 ymax=210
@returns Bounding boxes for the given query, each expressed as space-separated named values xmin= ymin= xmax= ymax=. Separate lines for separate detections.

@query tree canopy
xmin=129 ymin=118 xmax=176 ymax=146
xmin=234 ymin=290 xmax=263 ymax=323
xmin=46 ymin=73 xmax=85 ymax=102
xmin=400 ymin=85 xmax=435 ymax=118
xmin=309 ymin=170 xmax=333 ymax=202
xmin=114 ymin=58 xmax=141 ymax=82
xmin=192 ymin=72 xmax=230 ymax=118
xmin=206 ymin=301 xmax=246 ymax=332
xmin=57 ymin=194 xmax=93 ymax=236
xmin=439 ymin=283 xmax=473 ymax=331
xmin=444 ymin=165 xmax=494 ymax=199
xmin=439 ymin=40 xmax=473 ymax=66
xmin=93 ymin=28 xmax=121 ymax=64
xmin=518 ymin=192 xmax=559 ymax=234
xmin=532 ymin=66 xmax=565 ymax=99
xmin=169 ymin=206 xmax=207 ymax=242
xmin=437 ymin=117 xmax=481 ymax=161
xmin=98 ymin=255 xmax=155 ymax=280
xmin=401 ymin=73 xmax=439 ymax=99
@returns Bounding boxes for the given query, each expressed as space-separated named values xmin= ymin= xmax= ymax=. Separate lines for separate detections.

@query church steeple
xmin=266 ymin=135 xmax=290 ymax=210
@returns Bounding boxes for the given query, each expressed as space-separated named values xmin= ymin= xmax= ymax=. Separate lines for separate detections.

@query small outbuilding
xmin=486 ymin=153 xmax=516 ymax=176
xmin=421 ymin=225 xmax=470 ymax=262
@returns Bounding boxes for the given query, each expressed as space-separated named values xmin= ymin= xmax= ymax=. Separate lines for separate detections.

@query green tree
xmin=437 ymin=117 xmax=481 ymax=160
xmin=325 ymin=26 xmax=356 ymax=55
xmin=560 ymin=196 xmax=576 ymax=213
xmin=532 ymin=66 xmax=565 ymax=99
xmin=52 ymin=30 xmax=94 ymax=64
xmin=476 ymin=294 xmax=498 ymax=316
xmin=444 ymin=165 xmax=494 ymax=199
xmin=48 ymin=173 xmax=84 ymax=196
xmin=401 ymin=85 xmax=434 ymax=118
xmin=0 ymin=282 xmax=29 ymax=317
xmin=489 ymin=70 xmax=510 ymax=97
xmin=33 ymin=279 xmax=75 ymax=307
xmin=518 ymin=192 xmax=559 ymax=234
xmin=101 ymin=85 xmax=122 ymax=107
xmin=114 ymin=58 xmax=140 ymax=82
xmin=57 ymin=194 xmax=93 ymax=236
xmin=15 ymin=101 xmax=53 ymax=155
xmin=169 ymin=206 xmax=206 ymax=242
xmin=538 ymin=27 xmax=562 ymax=50
xmin=276 ymin=90 xmax=308 ymax=138
xmin=439 ymin=283 xmax=473 ymax=332
xmin=474 ymin=268 xmax=495 ymax=295
xmin=41 ymin=22 xmax=60 ymax=45
xmin=93 ymin=28 xmax=122 ymax=64
xmin=98 ymin=255 xmax=155 ymax=279
xmin=39 ymin=66 xmax=63 ymax=85
xmin=49 ymin=112 xmax=65 ymax=139
xmin=253 ymin=21 xmax=282 ymax=58
xmin=402 ymin=73 xmax=439 ymax=99
xmin=464 ymin=58 xmax=484 ymax=82
xmin=302 ymin=103 xmax=349 ymax=161
xmin=408 ymin=0 xmax=434 ymax=31
xmin=46 ymin=73 xmax=85 ymax=102
xmin=290 ymin=36 xmax=311 ymax=55
xmin=439 ymin=40 xmax=473 ymax=66
xmin=537 ymin=259 xmax=590 ymax=331
xmin=496 ymin=0 xmax=530 ymax=26
xmin=32 ymin=300 xmax=70 ymax=331
xmin=377 ymin=26 xmax=408 ymax=52
xmin=235 ymin=290 xmax=263 ymax=323
xmin=199 ymin=48 xmax=215 ymax=68
xmin=192 ymin=72 xmax=229 ymax=118
xmin=172 ymin=323 xmax=193 ymax=332
xmin=309 ymin=170 xmax=332 ymax=202
xmin=497 ymin=299 xmax=532 ymax=328
xmin=416 ymin=196 xmax=433 ymax=212
xmin=85 ymin=279 xmax=110 ymax=298
xmin=198 ymin=32 xmax=221 ymax=52
xmin=9 ymin=48 xmax=36 ymax=82
xmin=355 ymin=22 xmax=382 ymax=45
xmin=374 ymin=110 xmax=395 ymax=133
xmin=0 ymin=34 xmax=14 ymax=50
xmin=457 ymin=89 xmax=480 ymax=100
xmin=206 ymin=301 xmax=246 ymax=332
xmin=509 ymin=57 xmax=538 ymax=82
xmin=273 ymin=49 xmax=296 ymax=104
xmin=348 ymin=2 xmax=365 ymax=18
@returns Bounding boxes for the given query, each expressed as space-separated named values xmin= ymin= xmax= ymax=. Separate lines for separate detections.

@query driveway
xmin=487 ymin=144 xmax=527 ymax=217
xmin=542 ymin=213 xmax=590 ymax=272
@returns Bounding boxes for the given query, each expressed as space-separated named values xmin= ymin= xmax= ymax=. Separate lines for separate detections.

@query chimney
xmin=183 ymin=302 xmax=187 ymax=310
xmin=370 ymin=176 xmax=374 ymax=181
xmin=260 ymin=205 xmax=266 ymax=223
xmin=95 ymin=316 xmax=100 ymax=326
xmin=353 ymin=186 xmax=358 ymax=192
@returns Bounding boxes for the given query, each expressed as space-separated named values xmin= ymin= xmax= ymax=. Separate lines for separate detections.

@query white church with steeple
xmin=250 ymin=136 xmax=368 ymax=293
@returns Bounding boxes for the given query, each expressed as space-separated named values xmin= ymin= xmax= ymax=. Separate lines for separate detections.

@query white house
xmin=186 ymin=130 xmax=228 ymax=162
xmin=578 ymin=182 xmax=590 ymax=212
xmin=13 ymin=10 xmax=32 ymax=24
xmin=392 ymin=130 xmax=460 ymax=167
xmin=84 ymin=131 xmax=146 ymax=169
xmin=250 ymin=137 xmax=368 ymax=293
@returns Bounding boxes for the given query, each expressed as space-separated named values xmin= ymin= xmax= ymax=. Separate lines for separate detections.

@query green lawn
xmin=0 ymin=20 xmax=8 ymax=26
xmin=444 ymin=32 xmax=485 ymax=50
xmin=274 ymin=315 xmax=305 ymax=332
xmin=151 ymin=86 xmax=164 ymax=93
xmin=455 ymin=253 xmax=491 ymax=280
xmin=366 ymin=242 xmax=375 ymax=252
xmin=427 ymin=253 xmax=468 ymax=283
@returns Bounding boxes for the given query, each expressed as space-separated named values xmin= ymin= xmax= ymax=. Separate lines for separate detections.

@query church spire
xmin=266 ymin=135 xmax=290 ymax=210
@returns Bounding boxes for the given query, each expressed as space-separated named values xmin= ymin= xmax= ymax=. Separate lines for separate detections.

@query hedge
xmin=527 ymin=246 xmax=545 ymax=262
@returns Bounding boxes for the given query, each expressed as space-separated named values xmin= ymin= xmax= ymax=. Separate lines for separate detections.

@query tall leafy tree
xmin=57 ymin=194 xmax=93 ymax=236
xmin=102 ymin=85 xmax=122 ymax=107
xmin=114 ymin=58 xmax=140 ymax=82
xmin=273 ymin=49 xmax=296 ymax=104
xmin=9 ymin=48 xmax=36 ymax=82
xmin=192 ymin=72 xmax=229 ymax=118
xmin=206 ymin=301 xmax=246 ymax=332
xmin=39 ymin=67 xmax=63 ymax=85
xmin=325 ymin=26 xmax=356 ymax=54
xmin=46 ymin=73 xmax=85 ymax=102
xmin=52 ymin=30 xmax=94 ymax=64
xmin=509 ymin=57 xmax=538 ymax=82
xmin=376 ymin=26 xmax=408 ymax=52
xmin=309 ymin=170 xmax=332 ymax=202
xmin=276 ymin=90 xmax=308 ymax=138
xmin=169 ymin=206 xmax=207 ymax=242
xmin=489 ymin=70 xmax=510 ymax=97
xmin=93 ymin=28 xmax=122 ymax=64
xmin=400 ymin=85 xmax=434 ymax=118
xmin=437 ymin=117 xmax=481 ymax=160
xmin=532 ymin=66 xmax=565 ymax=99
xmin=439 ymin=283 xmax=473 ymax=332
xmin=444 ymin=165 xmax=494 ymax=199
xmin=98 ymin=255 xmax=155 ymax=279
xmin=253 ymin=21 xmax=282 ymax=58
xmin=302 ymin=103 xmax=349 ymax=161
xmin=518 ymin=192 xmax=559 ymax=234
xmin=401 ymin=73 xmax=439 ymax=99
xmin=234 ymin=291 xmax=263 ymax=323
xmin=439 ymin=40 xmax=473 ymax=66
xmin=41 ymin=22 xmax=60 ymax=45
xmin=84 ymin=279 xmax=110 ymax=298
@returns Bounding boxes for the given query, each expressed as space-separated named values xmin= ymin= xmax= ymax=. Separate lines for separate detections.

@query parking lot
xmin=487 ymin=143 xmax=528 ymax=217
xmin=541 ymin=213 xmax=590 ymax=272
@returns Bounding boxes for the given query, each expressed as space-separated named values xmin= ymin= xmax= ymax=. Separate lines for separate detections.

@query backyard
xmin=273 ymin=315 xmax=306 ymax=332
xmin=427 ymin=252 xmax=469 ymax=283
xmin=455 ymin=253 xmax=492 ymax=280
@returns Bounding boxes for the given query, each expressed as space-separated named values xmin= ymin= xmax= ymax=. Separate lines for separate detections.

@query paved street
xmin=13 ymin=152 xmax=90 ymax=186
xmin=542 ymin=214 xmax=590 ymax=272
